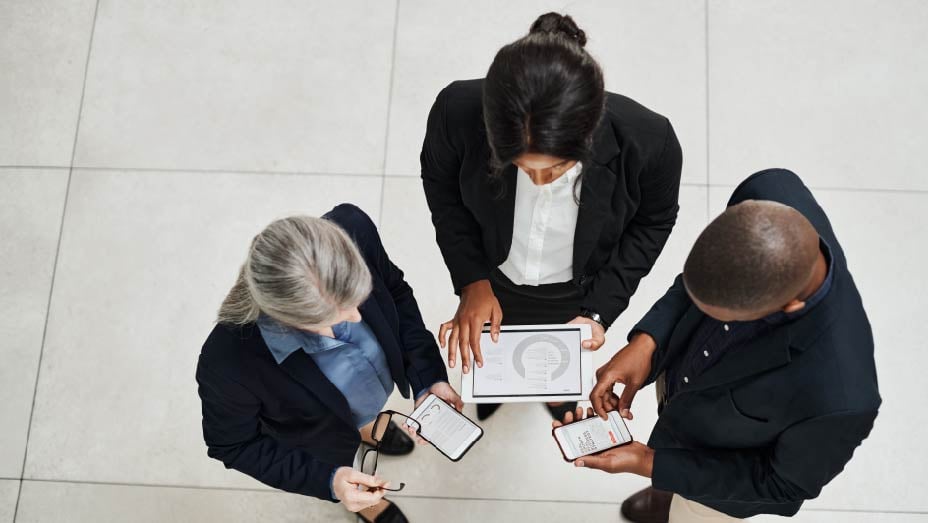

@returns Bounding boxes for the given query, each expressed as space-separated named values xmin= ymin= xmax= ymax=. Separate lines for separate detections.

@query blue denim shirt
xmin=665 ymin=239 xmax=835 ymax=398
xmin=257 ymin=316 xmax=394 ymax=429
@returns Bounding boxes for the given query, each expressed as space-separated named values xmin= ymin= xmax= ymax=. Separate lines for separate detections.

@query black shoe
xmin=620 ymin=487 xmax=672 ymax=523
xmin=477 ymin=403 xmax=501 ymax=421
xmin=359 ymin=499 xmax=409 ymax=523
xmin=376 ymin=421 xmax=414 ymax=456
xmin=545 ymin=401 xmax=578 ymax=421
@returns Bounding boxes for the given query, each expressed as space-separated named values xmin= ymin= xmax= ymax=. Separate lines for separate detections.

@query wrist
xmin=462 ymin=279 xmax=491 ymax=295
xmin=629 ymin=331 xmax=657 ymax=356
xmin=639 ymin=446 xmax=655 ymax=478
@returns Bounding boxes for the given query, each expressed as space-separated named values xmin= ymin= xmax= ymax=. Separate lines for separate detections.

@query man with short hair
xmin=572 ymin=169 xmax=881 ymax=522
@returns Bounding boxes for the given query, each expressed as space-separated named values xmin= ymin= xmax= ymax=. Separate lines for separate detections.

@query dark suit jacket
xmin=196 ymin=204 xmax=448 ymax=501
xmin=633 ymin=169 xmax=881 ymax=518
xmin=421 ymin=79 xmax=683 ymax=327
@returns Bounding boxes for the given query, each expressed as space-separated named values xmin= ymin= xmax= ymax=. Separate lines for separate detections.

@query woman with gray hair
xmin=197 ymin=204 xmax=459 ymax=523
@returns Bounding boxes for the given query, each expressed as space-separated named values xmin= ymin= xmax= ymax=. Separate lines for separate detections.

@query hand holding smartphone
xmin=552 ymin=409 xmax=633 ymax=461
xmin=405 ymin=394 xmax=483 ymax=461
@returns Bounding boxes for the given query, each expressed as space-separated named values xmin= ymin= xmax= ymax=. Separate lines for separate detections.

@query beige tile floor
xmin=2 ymin=1 xmax=927 ymax=521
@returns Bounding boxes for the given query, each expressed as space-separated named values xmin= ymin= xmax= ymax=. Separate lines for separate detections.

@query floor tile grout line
xmin=704 ymin=0 xmax=710 ymax=224
xmin=378 ymin=0 xmax=401 ymax=226
xmin=58 ymin=165 xmax=383 ymax=178
xmin=11 ymin=478 xmax=928 ymax=515
xmin=13 ymin=0 xmax=101 ymax=520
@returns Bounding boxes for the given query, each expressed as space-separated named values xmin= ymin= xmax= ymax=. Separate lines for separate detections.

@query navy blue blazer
xmin=634 ymin=169 xmax=881 ymax=518
xmin=196 ymin=204 xmax=448 ymax=501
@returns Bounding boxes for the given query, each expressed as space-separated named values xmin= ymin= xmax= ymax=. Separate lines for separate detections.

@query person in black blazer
xmin=421 ymin=12 xmax=682 ymax=420
xmin=196 ymin=204 xmax=459 ymax=523
xmin=566 ymin=169 xmax=880 ymax=521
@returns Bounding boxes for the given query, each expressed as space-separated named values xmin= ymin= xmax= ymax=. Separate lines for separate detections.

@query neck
xmin=797 ymin=246 xmax=828 ymax=302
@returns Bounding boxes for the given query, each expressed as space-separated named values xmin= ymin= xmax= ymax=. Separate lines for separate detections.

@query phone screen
xmin=407 ymin=395 xmax=482 ymax=460
xmin=553 ymin=411 xmax=632 ymax=460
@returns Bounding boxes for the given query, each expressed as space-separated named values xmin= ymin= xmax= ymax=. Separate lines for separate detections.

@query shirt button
xmin=703 ymin=350 xmax=709 ymax=357
xmin=723 ymin=324 xmax=730 ymax=332
xmin=683 ymin=376 xmax=689 ymax=384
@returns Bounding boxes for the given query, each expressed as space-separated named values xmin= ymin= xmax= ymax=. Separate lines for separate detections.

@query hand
xmin=551 ymin=406 xmax=654 ymax=478
xmin=415 ymin=382 xmax=464 ymax=410
xmin=332 ymin=467 xmax=389 ymax=512
xmin=568 ymin=316 xmax=606 ymax=350
xmin=407 ymin=382 xmax=465 ymax=444
xmin=437 ymin=279 xmax=502 ymax=374
xmin=590 ymin=332 xmax=657 ymax=421
xmin=576 ymin=441 xmax=654 ymax=477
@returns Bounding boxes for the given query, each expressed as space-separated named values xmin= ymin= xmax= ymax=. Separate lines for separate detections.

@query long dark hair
xmin=483 ymin=13 xmax=605 ymax=178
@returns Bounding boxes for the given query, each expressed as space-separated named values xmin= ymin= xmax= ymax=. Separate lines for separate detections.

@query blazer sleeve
xmin=652 ymin=409 xmax=878 ymax=507
xmin=420 ymin=86 xmax=492 ymax=293
xmin=373 ymin=224 xmax=450 ymax=396
xmin=196 ymin=361 xmax=338 ymax=501
xmin=581 ymin=120 xmax=683 ymax=327
xmin=627 ymin=273 xmax=695 ymax=384
xmin=330 ymin=204 xmax=449 ymax=396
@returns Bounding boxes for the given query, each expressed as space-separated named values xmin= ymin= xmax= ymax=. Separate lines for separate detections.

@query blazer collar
xmin=591 ymin=115 xmax=621 ymax=165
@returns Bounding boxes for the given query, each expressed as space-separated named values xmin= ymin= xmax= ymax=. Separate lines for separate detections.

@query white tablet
xmin=461 ymin=324 xmax=594 ymax=404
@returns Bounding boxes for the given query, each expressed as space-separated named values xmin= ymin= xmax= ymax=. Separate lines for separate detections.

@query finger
xmin=552 ymin=419 xmax=563 ymax=429
xmin=453 ymin=395 xmax=464 ymax=411
xmin=574 ymin=405 xmax=584 ymax=421
xmin=575 ymin=454 xmax=608 ymax=470
xmin=469 ymin=317 xmax=484 ymax=368
xmin=349 ymin=487 xmax=386 ymax=506
xmin=459 ymin=322 xmax=472 ymax=374
xmin=562 ymin=409 xmax=575 ymax=424
xmin=582 ymin=337 xmax=594 ymax=350
xmin=618 ymin=383 xmax=639 ymax=420
xmin=447 ymin=324 xmax=459 ymax=369
xmin=490 ymin=305 xmax=502 ymax=343
xmin=590 ymin=381 xmax=611 ymax=420
xmin=347 ymin=469 xmax=385 ymax=489
xmin=587 ymin=407 xmax=595 ymax=418
xmin=438 ymin=321 xmax=451 ymax=349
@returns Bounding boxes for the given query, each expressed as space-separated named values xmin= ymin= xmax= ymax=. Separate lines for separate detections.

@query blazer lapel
xmin=359 ymin=290 xmax=411 ymax=398
xmin=573 ymin=117 xmax=621 ymax=277
xmin=681 ymin=326 xmax=792 ymax=394
xmin=573 ymin=162 xmax=615 ymax=277
xmin=278 ymin=351 xmax=356 ymax=428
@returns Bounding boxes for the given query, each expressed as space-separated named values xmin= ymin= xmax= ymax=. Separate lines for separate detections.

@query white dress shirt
xmin=498 ymin=162 xmax=582 ymax=286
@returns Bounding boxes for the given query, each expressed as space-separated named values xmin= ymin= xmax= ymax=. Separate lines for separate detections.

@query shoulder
xmin=431 ymin=79 xmax=485 ymax=141
xmin=322 ymin=204 xmax=382 ymax=262
xmin=198 ymin=322 xmax=263 ymax=384
xmin=603 ymin=92 xmax=672 ymax=142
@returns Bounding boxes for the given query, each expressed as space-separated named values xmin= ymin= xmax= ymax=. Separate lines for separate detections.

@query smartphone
xmin=406 ymin=394 xmax=483 ymax=461
xmin=552 ymin=410 xmax=633 ymax=462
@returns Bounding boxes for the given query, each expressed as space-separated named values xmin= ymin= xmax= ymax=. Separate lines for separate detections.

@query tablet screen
xmin=471 ymin=327 xmax=582 ymax=398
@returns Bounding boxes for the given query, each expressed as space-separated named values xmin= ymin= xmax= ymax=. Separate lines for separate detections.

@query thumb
xmin=575 ymin=454 xmax=609 ymax=471
xmin=618 ymin=383 xmax=639 ymax=420
xmin=346 ymin=469 xmax=385 ymax=489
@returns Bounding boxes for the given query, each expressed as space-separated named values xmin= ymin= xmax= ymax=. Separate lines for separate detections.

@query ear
xmin=782 ymin=299 xmax=806 ymax=314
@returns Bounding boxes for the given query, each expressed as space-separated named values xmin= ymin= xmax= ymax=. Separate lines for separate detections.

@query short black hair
xmin=683 ymin=200 xmax=819 ymax=312
xmin=482 ymin=12 xmax=605 ymax=176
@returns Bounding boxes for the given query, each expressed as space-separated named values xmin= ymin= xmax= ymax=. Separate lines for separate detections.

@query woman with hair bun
xmin=421 ymin=12 xmax=683 ymax=421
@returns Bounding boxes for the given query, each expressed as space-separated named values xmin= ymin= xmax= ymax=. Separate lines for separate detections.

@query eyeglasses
xmin=359 ymin=410 xmax=421 ymax=492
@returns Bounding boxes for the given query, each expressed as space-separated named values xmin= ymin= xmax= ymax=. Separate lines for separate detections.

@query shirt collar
xmin=762 ymin=238 xmax=835 ymax=325
xmin=256 ymin=315 xmax=346 ymax=364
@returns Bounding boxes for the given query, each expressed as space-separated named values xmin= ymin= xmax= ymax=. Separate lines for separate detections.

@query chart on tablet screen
xmin=473 ymin=329 xmax=582 ymax=397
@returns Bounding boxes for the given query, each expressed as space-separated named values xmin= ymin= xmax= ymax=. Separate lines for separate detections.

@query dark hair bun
xmin=530 ymin=12 xmax=587 ymax=47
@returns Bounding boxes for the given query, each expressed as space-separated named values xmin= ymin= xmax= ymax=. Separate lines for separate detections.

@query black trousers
xmin=489 ymin=269 xmax=583 ymax=325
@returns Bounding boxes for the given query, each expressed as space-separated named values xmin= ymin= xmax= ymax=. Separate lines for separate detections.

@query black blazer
xmin=421 ymin=79 xmax=683 ymax=327
xmin=196 ymin=204 xmax=447 ymax=501
xmin=634 ymin=169 xmax=881 ymax=518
